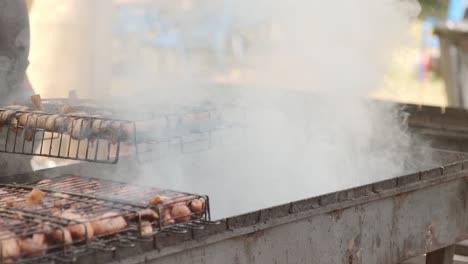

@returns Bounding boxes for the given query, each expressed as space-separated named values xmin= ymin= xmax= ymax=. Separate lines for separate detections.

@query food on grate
xmin=24 ymin=129 xmax=35 ymax=142
xmin=19 ymin=233 xmax=47 ymax=257
xmin=48 ymin=228 xmax=73 ymax=246
xmin=140 ymin=221 xmax=153 ymax=237
xmin=50 ymin=208 xmax=61 ymax=217
xmin=61 ymin=104 xmax=73 ymax=114
xmin=91 ymin=212 xmax=128 ymax=236
xmin=161 ymin=208 xmax=175 ymax=226
xmin=0 ymin=176 xmax=211 ymax=262
xmin=45 ymin=114 xmax=65 ymax=132
xmin=148 ymin=194 xmax=204 ymax=223
xmin=26 ymin=188 xmax=45 ymax=205
xmin=60 ymin=210 xmax=94 ymax=240
xmin=149 ymin=195 xmax=167 ymax=206
xmin=1 ymin=196 xmax=16 ymax=207
xmin=51 ymin=193 xmax=71 ymax=209
xmin=189 ymin=199 xmax=204 ymax=213
xmin=90 ymin=119 xmax=105 ymax=135
xmin=31 ymin=95 xmax=43 ymax=111
xmin=0 ymin=95 xmax=133 ymax=145
xmin=0 ymin=230 xmax=20 ymax=261
xmin=140 ymin=208 xmax=159 ymax=221
xmin=127 ymin=208 xmax=159 ymax=222
xmin=64 ymin=113 xmax=91 ymax=140
xmin=171 ymin=204 xmax=191 ymax=223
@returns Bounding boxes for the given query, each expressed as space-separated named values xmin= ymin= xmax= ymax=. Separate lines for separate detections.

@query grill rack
xmin=0 ymin=110 xmax=133 ymax=164
xmin=0 ymin=99 xmax=224 ymax=164
xmin=0 ymin=175 xmax=215 ymax=263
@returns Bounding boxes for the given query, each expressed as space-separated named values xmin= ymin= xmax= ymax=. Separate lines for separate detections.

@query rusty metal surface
xmin=5 ymin=149 xmax=464 ymax=264
xmin=102 ymin=162 xmax=468 ymax=264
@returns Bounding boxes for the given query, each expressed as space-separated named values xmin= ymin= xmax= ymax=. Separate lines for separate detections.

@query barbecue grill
xmin=0 ymin=98 xmax=223 ymax=164
xmin=0 ymin=175 xmax=213 ymax=263
xmin=0 ymin=97 xmax=221 ymax=263
xmin=0 ymin=100 xmax=467 ymax=263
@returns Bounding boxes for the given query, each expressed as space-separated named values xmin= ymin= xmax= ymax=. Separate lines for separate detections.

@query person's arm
xmin=0 ymin=0 xmax=31 ymax=103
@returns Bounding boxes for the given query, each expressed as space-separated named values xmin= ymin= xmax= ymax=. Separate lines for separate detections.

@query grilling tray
xmin=0 ymin=95 xmax=221 ymax=164
xmin=0 ymin=175 xmax=213 ymax=263
xmin=0 ymin=95 xmax=218 ymax=263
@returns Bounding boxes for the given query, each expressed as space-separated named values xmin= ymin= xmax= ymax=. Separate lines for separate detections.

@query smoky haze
xmin=107 ymin=0 xmax=429 ymax=219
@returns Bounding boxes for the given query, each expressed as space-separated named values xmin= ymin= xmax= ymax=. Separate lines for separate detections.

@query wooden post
xmin=426 ymin=245 xmax=455 ymax=264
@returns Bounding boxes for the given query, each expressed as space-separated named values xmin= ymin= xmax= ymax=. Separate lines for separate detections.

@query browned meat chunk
xmin=149 ymin=195 xmax=168 ymax=206
xmin=20 ymin=233 xmax=47 ymax=257
xmin=48 ymin=228 xmax=72 ymax=246
xmin=0 ymin=230 xmax=20 ymax=261
xmin=62 ymin=104 xmax=73 ymax=114
xmin=91 ymin=212 xmax=128 ymax=236
xmin=60 ymin=210 xmax=94 ymax=241
xmin=1 ymin=196 xmax=16 ymax=207
xmin=171 ymin=204 xmax=191 ymax=223
xmin=161 ymin=209 xmax=175 ymax=226
xmin=31 ymin=94 xmax=43 ymax=110
xmin=126 ymin=209 xmax=159 ymax=222
xmin=26 ymin=188 xmax=45 ymax=205
xmin=189 ymin=199 xmax=204 ymax=213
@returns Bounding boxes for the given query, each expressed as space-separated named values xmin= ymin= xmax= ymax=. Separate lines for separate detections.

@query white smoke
xmin=108 ymin=0 xmax=426 ymax=219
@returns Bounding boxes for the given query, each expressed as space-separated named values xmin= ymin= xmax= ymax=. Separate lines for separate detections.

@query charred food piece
xmin=31 ymin=94 xmax=43 ymax=110
xmin=26 ymin=188 xmax=45 ymax=205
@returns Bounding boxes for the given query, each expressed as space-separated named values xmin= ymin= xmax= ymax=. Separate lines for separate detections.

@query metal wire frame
xmin=0 ymin=175 xmax=216 ymax=262
xmin=0 ymin=183 xmax=154 ymax=263
xmin=0 ymin=109 xmax=133 ymax=164
xmin=34 ymin=175 xmax=213 ymax=228
xmin=0 ymin=207 xmax=78 ymax=263
xmin=0 ymin=100 xmax=225 ymax=164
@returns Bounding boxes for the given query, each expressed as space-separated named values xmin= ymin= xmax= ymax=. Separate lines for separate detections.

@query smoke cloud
xmin=106 ymin=0 xmax=427 ymax=219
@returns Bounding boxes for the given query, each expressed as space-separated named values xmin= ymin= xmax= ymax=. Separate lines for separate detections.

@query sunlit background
xmin=24 ymin=0 xmax=449 ymax=106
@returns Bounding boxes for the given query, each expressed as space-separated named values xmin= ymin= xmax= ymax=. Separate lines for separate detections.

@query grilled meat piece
xmin=141 ymin=208 xmax=159 ymax=221
xmin=0 ymin=230 xmax=20 ymax=261
xmin=31 ymin=94 xmax=43 ymax=110
xmin=1 ymin=196 xmax=16 ymax=207
xmin=51 ymin=193 xmax=71 ymax=209
xmin=64 ymin=113 xmax=92 ymax=140
xmin=161 ymin=208 xmax=175 ymax=226
xmin=189 ymin=199 xmax=204 ymax=213
xmin=62 ymin=104 xmax=73 ymax=114
xmin=91 ymin=212 xmax=128 ymax=236
xmin=171 ymin=204 xmax=191 ymax=223
xmin=140 ymin=221 xmax=153 ymax=237
xmin=20 ymin=233 xmax=47 ymax=257
xmin=60 ymin=210 xmax=94 ymax=241
xmin=26 ymin=188 xmax=45 ymax=205
xmin=126 ymin=208 xmax=159 ymax=222
xmin=149 ymin=195 xmax=168 ymax=206
xmin=48 ymin=228 xmax=72 ymax=246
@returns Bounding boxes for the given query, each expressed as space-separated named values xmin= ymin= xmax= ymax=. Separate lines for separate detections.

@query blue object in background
xmin=447 ymin=0 xmax=468 ymax=21
xmin=422 ymin=17 xmax=440 ymax=49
